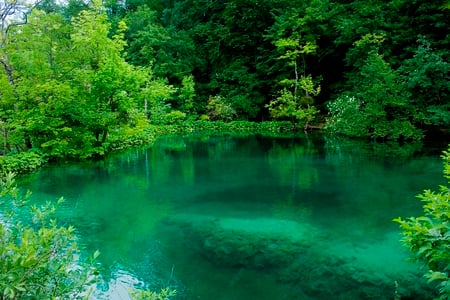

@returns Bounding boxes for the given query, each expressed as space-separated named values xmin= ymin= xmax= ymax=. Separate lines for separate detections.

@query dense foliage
xmin=2 ymin=1 xmax=446 ymax=297
xmin=0 ymin=2 xmax=448 ymax=296
xmin=395 ymin=149 xmax=450 ymax=299
xmin=0 ymin=0 xmax=448 ymax=160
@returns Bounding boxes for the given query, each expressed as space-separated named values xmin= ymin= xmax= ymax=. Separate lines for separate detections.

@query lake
xmin=18 ymin=133 xmax=446 ymax=299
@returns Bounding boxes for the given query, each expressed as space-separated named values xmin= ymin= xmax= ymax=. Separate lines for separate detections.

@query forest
xmin=0 ymin=0 xmax=449 ymax=299
xmin=0 ymin=0 xmax=449 ymax=162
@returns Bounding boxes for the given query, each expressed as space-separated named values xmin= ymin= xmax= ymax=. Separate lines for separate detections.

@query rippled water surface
xmin=18 ymin=134 xmax=446 ymax=299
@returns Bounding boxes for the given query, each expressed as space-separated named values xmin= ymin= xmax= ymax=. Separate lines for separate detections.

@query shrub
xmin=162 ymin=110 xmax=186 ymax=125
xmin=0 ymin=173 xmax=177 ymax=300
xmin=0 ymin=173 xmax=99 ymax=299
xmin=326 ymin=95 xmax=369 ymax=138
xmin=130 ymin=287 xmax=176 ymax=300
xmin=206 ymin=95 xmax=236 ymax=122
xmin=0 ymin=152 xmax=47 ymax=174
xmin=394 ymin=148 xmax=450 ymax=299
xmin=326 ymin=51 xmax=423 ymax=141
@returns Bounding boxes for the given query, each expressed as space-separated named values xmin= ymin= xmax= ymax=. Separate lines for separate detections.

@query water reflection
xmin=17 ymin=134 xmax=446 ymax=299
xmin=97 ymin=269 xmax=141 ymax=300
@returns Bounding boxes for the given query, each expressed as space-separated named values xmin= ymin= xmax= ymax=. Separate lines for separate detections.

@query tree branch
xmin=0 ymin=55 xmax=14 ymax=85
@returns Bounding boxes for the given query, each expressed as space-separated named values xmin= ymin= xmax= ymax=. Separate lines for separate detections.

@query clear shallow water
xmin=18 ymin=134 xmax=446 ymax=299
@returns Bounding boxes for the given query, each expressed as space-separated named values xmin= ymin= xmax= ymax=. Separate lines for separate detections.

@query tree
xmin=70 ymin=0 xmax=150 ymax=156
xmin=394 ymin=148 xmax=450 ymax=299
xmin=0 ymin=0 xmax=39 ymax=153
xmin=179 ymin=75 xmax=196 ymax=114
xmin=4 ymin=9 xmax=75 ymax=154
xmin=1 ymin=0 xmax=179 ymax=158
xmin=0 ymin=0 xmax=33 ymax=85
xmin=265 ymin=76 xmax=319 ymax=130
xmin=326 ymin=49 xmax=422 ymax=140
xmin=124 ymin=5 xmax=196 ymax=83
xmin=399 ymin=39 xmax=450 ymax=127
xmin=145 ymin=78 xmax=177 ymax=125
xmin=265 ymin=8 xmax=321 ymax=129
xmin=206 ymin=0 xmax=281 ymax=119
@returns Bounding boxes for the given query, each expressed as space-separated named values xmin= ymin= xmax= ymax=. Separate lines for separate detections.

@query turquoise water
xmin=18 ymin=134 xmax=446 ymax=299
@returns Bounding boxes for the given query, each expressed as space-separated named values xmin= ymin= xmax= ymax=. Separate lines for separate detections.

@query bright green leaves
xmin=17 ymin=80 xmax=75 ymax=155
xmin=2 ymin=10 xmax=73 ymax=153
xmin=266 ymin=86 xmax=319 ymax=130
xmin=130 ymin=287 xmax=177 ymax=300
xmin=145 ymin=78 xmax=177 ymax=125
xmin=0 ymin=1 xmax=171 ymax=158
xmin=346 ymin=32 xmax=386 ymax=70
xmin=395 ymin=149 xmax=450 ymax=299
xmin=266 ymin=7 xmax=321 ymax=129
xmin=179 ymin=75 xmax=196 ymax=114
xmin=71 ymin=7 xmax=111 ymax=69
xmin=275 ymin=38 xmax=318 ymax=64
xmin=0 ymin=173 xmax=99 ymax=299
xmin=2 ymin=10 xmax=74 ymax=152
xmin=61 ymin=1 xmax=154 ymax=156
xmin=7 ymin=10 xmax=71 ymax=80
xmin=299 ymin=75 xmax=321 ymax=98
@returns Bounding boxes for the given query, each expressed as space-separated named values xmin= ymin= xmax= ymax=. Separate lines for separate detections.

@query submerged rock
xmin=198 ymin=217 xmax=317 ymax=268
xmin=162 ymin=214 xmax=318 ymax=268
xmin=158 ymin=213 xmax=435 ymax=299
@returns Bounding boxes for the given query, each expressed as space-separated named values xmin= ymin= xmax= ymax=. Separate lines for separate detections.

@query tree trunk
xmin=0 ymin=54 xmax=15 ymax=86
xmin=101 ymin=129 xmax=108 ymax=144
xmin=24 ymin=132 xmax=32 ymax=149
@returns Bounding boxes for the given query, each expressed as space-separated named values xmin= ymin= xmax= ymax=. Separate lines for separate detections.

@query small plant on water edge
xmin=0 ymin=173 xmax=176 ymax=300
xmin=130 ymin=287 xmax=177 ymax=300
xmin=394 ymin=148 xmax=450 ymax=299
xmin=0 ymin=152 xmax=47 ymax=174
xmin=0 ymin=172 xmax=100 ymax=299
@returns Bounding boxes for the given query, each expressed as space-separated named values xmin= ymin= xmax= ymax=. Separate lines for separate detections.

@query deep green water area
xmin=18 ymin=134 xmax=447 ymax=299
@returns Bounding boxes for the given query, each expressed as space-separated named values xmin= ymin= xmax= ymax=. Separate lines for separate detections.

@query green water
xmin=18 ymin=134 xmax=446 ymax=299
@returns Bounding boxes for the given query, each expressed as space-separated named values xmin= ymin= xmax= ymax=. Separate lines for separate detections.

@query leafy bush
xmin=199 ymin=114 xmax=210 ymax=121
xmin=206 ymin=95 xmax=236 ymax=122
xmin=0 ymin=173 xmax=177 ymax=300
xmin=0 ymin=152 xmax=47 ymax=174
xmin=326 ymin=52 xmax=423 ymax=141
xmin=266 ymin=88 xmax=319 ymax=129
xmin=0 ymin=173 xmax=99 ymax=299
xmin=130 ymin=287 xmax=176 ymax=300
xmin=326 ymin=95 xmax=369 ymax=138
xmin=180 ymin=75 xmax=196 ymax=114
xmin=399 ymin=39 xmax=450 ymax=127
xmin=162 ymin=110 xmax=186 ymax=125
xmin=394 ymin=148 xmax=450 ymax=299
